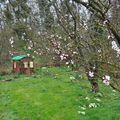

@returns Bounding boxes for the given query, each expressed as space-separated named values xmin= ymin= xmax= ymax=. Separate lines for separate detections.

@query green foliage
xmin=37 ymin=0 xmax=54 ymax=29
xmin=10 ymin=1 xmax=18 ymax=8
xmin=0 ymin=76 xmax=3 ymax=81
xmin=4 ymin=10 xmax=13 ymax=22
xmin=21 ymin=4 xmax=31 ymax=18
xmin=13 ymin=23 xmax=34 ymax=50
xmin=13 ymin=23 xmax=31 ymax=37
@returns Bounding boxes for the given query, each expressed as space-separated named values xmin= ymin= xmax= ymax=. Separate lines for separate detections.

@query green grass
xmin=0 ymin=67 xmax=120 ymax=120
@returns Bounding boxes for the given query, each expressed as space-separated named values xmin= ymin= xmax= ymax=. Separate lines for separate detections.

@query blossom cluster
xmin=102 ymin=75 xmax=111 ymax=85
xmin=9 ymin=37 xmax=14 ymax=48
xmin=88 ymin=71 xmax=94 ymax=78
xmin=60 ymin=54 xmax=69 ymax=61
xmin=111 ymin=41 xmax=120 ymax=57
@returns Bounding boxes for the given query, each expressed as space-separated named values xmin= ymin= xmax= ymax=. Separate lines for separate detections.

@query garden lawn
xmin=0 ymin=67 xmax=120 ymax=120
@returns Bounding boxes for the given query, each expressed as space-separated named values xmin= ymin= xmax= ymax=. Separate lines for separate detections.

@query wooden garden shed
xmin=12 ymin=55 xmax=34 ymax=75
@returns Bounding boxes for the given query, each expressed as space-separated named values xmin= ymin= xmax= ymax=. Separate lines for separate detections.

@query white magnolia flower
xmin=60 ymin=54 xmax=68 ymax=60
xmin=66 ymin=62 xmax=69 ymax=65
xmin=111 ymin=40 xmax=120 ymax=56
xmin=28 ymin=47 xmax=32 ymax=50
xmin=98 ymin=49 xmax=101 ymax=53
xmin=105 ymin=75 xmax=110 ymax=81
xmin=103 ymin=80 xmax=110 ymax=85
xmin=51 ymin=34 xmax=54 ymax=38
xmin=23 ymin=19 xmax=26 ymax=22
xmin=59 ymin=36 xmax=62 ymax=39
xmin=102 ymin=75 xmax=110 ymax=85
xmin=27 ymin=54 xmax=30 ymax=56
xmin=10 ymin=52 xmax=13 ymax=56
xmin=71 ymin=60 xmax=74 ymax=64
xmin=55 ymin=50 xmax=60 ymax=54
xmin=60 ymin=55 xmax=64 ymax=60
xmin=10 ymin=40 xmax=14 ymax=44
xmin=93 ymin=66 xmax=96 ymax=70
xmin=88 ymin=71 xmax=94 ymax=77
xmin=38 ymin=32 xmax=40 ymax=35
xmin=63 ymin=56 xmax=67 ymax=59
xmin=73 ymin=51 xmax=77 ymax=54
xmin=108 ymin=35 xmax=111 ymax=39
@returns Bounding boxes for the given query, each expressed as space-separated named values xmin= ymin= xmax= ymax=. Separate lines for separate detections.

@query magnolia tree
xmin=45 ymin=0 xmax=98 ymax=92
xmin=70 ymin=0 xmax=120 ymax=91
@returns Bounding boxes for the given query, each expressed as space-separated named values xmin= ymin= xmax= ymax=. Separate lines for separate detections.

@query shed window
xmin=30 ymin=61 xmax=33 ymax=68
xmin=24 ymin=62 xmax=28 ymax=68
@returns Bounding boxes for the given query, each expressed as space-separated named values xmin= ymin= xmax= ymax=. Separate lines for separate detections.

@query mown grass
xmin=0 ymin=67 xmax=120 ymax=120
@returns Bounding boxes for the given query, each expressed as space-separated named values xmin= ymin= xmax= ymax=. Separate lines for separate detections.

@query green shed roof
xmin=12 ymin=55 xmax=28 ymax=61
